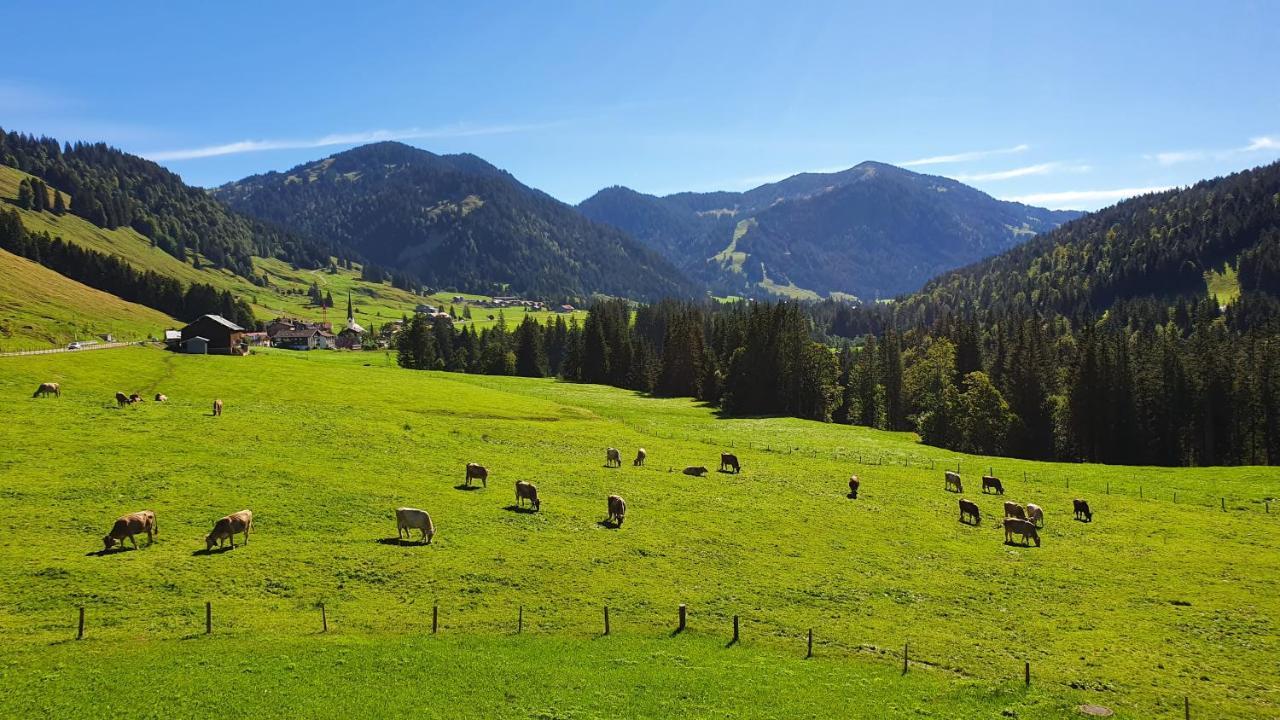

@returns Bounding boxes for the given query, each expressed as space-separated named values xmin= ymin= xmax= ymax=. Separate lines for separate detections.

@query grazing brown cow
xmin=682 ymin=466 xmax=708 ymax=476
xmin=212 ymin=398 xmax=223 ymax=416
xmin=1003 ymin=501 xmax=1026 ymax=520
xmin=115 ymin=391 xmax=130 ymax=408
xmin=982 ymin=476 xmax=1004 ymax=495
xmin=607 ymin=495 xmax=627 ymax=526
xmin=1073 ymin=498 xmax=1093 ymax=522
xmin=633 ymin=448 xmax=646 ymax=467
xmin=720 ymin=453 xmax=740 ymax=474
xmin=465 ymin=462 xmax=488 ymax=487
xmin=515 ymin=480 xmax=541 ymax=511
xmin=945 ymin=471 xmax=963 ymax=493
xmin=33 ymin=382 xmax=60 ymax=398
xmin=1026 ymin=503 xmax=1044 ymax=527
xmin=395 ymin=507 xmax=434 ymax=544
xmin=1004 ymin=517 xmax=1041 ymax=547
xmin=847 ymin=475 xmax=860 ymax=499
xmin=129 ymin=393 xmax=144 ymax=404
xmin=205 ymin=510 xmax=252 ymax=550
xmin=154 ymin=393 xmax=168 ymax=402
xmin=959 ymin=499 xmax=981 ymax=525
xmin=103 ymin=510 xmax=157 ymax=550
xmin=605 ymin=447 xmax=622 ymax=468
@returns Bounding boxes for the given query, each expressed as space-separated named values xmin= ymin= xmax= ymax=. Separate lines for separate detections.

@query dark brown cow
xmin=1073 ymin=498 xmax=1093 ymax=522
xmin=465 ymin=462 xmax=488 ymax=487
xmin=129 ymin=393 xmax=144 ymax=404
xmin=847 ymin=475 xmax=860 ymax=499
xmin=945 ymin=471 xmax=963 ymax=493
xmin=205 ymin=510 xmax=252 ymax=550
xmin=115 ymin=391 xmax=130 ymax=408
xmin=515 ymin=480 xmax=541 ymax=511
xmin=1004 ymin=517 xmax=1041 ymax=547
xmin=982 ymin=476 xmax=1004 ymax=495
xmin=103 ymin=510 xmax=157 ymax=550
xmin=607 ymin=495 xmax=627 ymax=526
xmin=1003 ymin=501 xmax=1026 ymax=520
xmin=720 ymin=453 xmax=740 ymax=473
xmin=33 ymin=382 xmax=60 ymax=398
xmin=959 ymin=499 xmax=980 ymax=525
xmin=682 ymin=466 xmax=708 ymax=476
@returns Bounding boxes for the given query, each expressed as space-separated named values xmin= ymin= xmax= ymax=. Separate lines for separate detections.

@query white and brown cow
xmin=395 ymin=507 xmax=435 ymax=544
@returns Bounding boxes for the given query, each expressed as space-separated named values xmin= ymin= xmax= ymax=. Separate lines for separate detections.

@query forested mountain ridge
xmin=578 ymin=162 xmax=1080 ymax=300
xmin=0 ymin=129 xmax=334 ymax=276
xmin=214 ymin=142 xmax=699 ymax=301
xmin=892 ymin=160 xmax=1280 ymax=327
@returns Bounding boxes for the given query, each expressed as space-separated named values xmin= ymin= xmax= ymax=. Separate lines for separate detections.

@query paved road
xmin=0 ymin=341 xmax=144 ymax=358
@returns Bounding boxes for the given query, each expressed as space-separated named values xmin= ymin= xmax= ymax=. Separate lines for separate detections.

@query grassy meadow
xmin=0 ymin=346 xmax=1277 ymax=718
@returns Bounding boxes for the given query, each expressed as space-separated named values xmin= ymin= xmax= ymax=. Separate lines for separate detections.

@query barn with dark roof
xmin=179 ymin=315 xmax=248 ymax=355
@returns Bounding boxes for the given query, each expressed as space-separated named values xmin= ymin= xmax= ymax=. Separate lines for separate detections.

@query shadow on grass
xmin=596 ymin=519 xmax=621 ymax=530
xmin=503 ymin=504 xmax=538 ymax=514
xmin=376 ymin=536 xmax=430 ymax=546
xmin=87 ymin=545 xmax=142 ymax=557
xmin=453 ymin=484 xmax=485 ymax=491
xmin=1002 ymin=540 xmax=1039 ymax=548
xmin=716 ymin=468 xmax=739 ymax=475
xmin=192 ymin=545 xmax=236 ymax=556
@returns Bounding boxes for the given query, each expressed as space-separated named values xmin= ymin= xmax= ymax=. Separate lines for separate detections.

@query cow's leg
xmin=129 ymin=534 xmax=138 ymax=550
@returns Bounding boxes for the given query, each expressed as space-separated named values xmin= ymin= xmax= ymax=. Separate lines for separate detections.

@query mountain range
xmin=578 ymin=162 xmax=1081 ymax=300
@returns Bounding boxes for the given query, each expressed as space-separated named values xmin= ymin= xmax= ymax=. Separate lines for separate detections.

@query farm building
xmin=183 ymin=337 xmax=209 ymax=354
xmin=179 ymin=315 xmax=247 ymax=355
xmin=557 ymin=304 xmax=576 ymax=313
xmin=272 ymin=327 xmax=336 ymax=351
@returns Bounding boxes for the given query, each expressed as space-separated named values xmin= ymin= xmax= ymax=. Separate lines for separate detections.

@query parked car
xmin=67 ymin=342 xmax=82 ymax=350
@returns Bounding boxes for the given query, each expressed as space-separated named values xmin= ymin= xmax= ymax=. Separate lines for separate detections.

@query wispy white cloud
xmin=1145 ymin=135 xmax=1280 ymax=166
xmin=143 ymin=122 xmax=559 ymax=162
xmin=953 ymin=162 xmax=1091 ymax=182
xmin=899 ymin=143 xmax=1030 ymax=168
xmin=1003 ymin=186 xmax=1175 ymax=209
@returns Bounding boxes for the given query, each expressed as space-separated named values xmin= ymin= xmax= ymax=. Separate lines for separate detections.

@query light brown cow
xmin=103 ymin=510 xmax=157 ymax=550
xmin=1026 ymin=503 xmax=1044 ymax=527
xmin=633 ymin=448 xmax=646 ymax=467
xmin=212 ymin=398 xmax=223 ymax=416
xmin=1004 ymin=517 xmax=1041 ymax=547
xmin=395 ymin=507 xmax=434 ymax=544
xmin=945 ymin=471 xmax=963 ymax=493
xmin=154 ymin=393 xmax=168 ymax=402
xmin=465 ymin=462 xmax=488 ymax=487
xmin=605 ymin=447 xmax=622 ymax=468
xmin=848 ymin=475 xmax=860 ymax=499
xmin=515 ymin=480 xmax=541 ymax=511
xmin=1003 ymin=501 xmax=1026 ymax=520
xmin=115 ymin=392 xmax=130 ymax=408
xmin=33 ymin=382 xmax=60 ymax=398
xmin=205 ymin=509 xmax=252 ymax=550
xmin=607 ymin=495 xmax=627 ymax=526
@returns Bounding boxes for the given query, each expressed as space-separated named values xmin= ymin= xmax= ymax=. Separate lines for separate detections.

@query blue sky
xmin=2 ymin=0 xmax=1278 ymax=209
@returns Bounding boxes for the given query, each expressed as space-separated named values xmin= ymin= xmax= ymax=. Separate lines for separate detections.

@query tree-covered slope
xmin=215 ymin=142 xmax=699 ymax=301
xmin=578 ymin=162 xmax=1079 ymax=300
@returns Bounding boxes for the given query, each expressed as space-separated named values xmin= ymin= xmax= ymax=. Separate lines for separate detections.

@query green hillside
xmin=0 ymin=347 xmax=1275 ymax=718
xmin=1 ymin=164 xmax=581 ymax=342
xmin=0 ymin=247 xmax=175 ymax=351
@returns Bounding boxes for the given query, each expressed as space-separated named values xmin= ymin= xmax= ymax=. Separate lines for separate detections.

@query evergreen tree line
xmin=0 ymin=209 xmax=255 ymax=328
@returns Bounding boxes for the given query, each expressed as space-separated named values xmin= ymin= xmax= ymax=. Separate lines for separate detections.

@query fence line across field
xmin=68 ymin=599 xmax=1207 ymax=716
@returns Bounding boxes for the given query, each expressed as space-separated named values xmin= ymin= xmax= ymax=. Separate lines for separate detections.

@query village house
xmin=178 ymin=314 xmax=248 ymax=355
xmin=271 ymin=327 xmax=336 ymax=351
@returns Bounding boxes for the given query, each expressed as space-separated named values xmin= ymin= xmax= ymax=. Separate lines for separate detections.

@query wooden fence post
xmin=432 ymin=604 xmax=438 ymax=634
xmin=518 ymin=605 xmax=523 ymax=633
xmin=1106 ymin=481 xmax=1110 ymax=495
xmin=1185 ymin=696 xmax=1190 ymax=720
xmin=604 ymin=606 xmax=610 ymax=635
xmin=77 ymin=606 xmax=84 ymax=640
xmin=902 ymin=643 xmax=909 ymax=673
xmin=806 ymin=628 xmax=813 ymax=658
xmin=205 ymin=601 xmax=212 ymax=635
xmin=1025 ymin=660 xmax=1030 ymax=686
xmin=1221 ymin=497 xmax=1226 ymax=511
xmin=733 ymin=615 xmax=739 ymax=644
xmin=678 ymin=604 xmax=686 ymax=633
xmin=321 ymin=603 xmax=327 ymax=632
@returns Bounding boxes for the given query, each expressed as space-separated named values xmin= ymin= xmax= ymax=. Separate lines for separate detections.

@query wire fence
xmin=0 ymin=341 xmax=146 ymax=358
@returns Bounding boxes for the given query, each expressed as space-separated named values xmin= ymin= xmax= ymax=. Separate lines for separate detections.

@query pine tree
xmin=16 ymin=179 xmax=33 ymax=210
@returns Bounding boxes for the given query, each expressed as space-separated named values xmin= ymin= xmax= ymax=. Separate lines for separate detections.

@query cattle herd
xmin=36 ymin=382 xmax=1093 ymax=555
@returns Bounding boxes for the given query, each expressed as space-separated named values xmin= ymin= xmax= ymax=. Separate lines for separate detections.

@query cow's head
xmin=103 ymin=535 xmax=117 ymax=550
xmin=205 ymin=533 xmax=217 ymax=551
